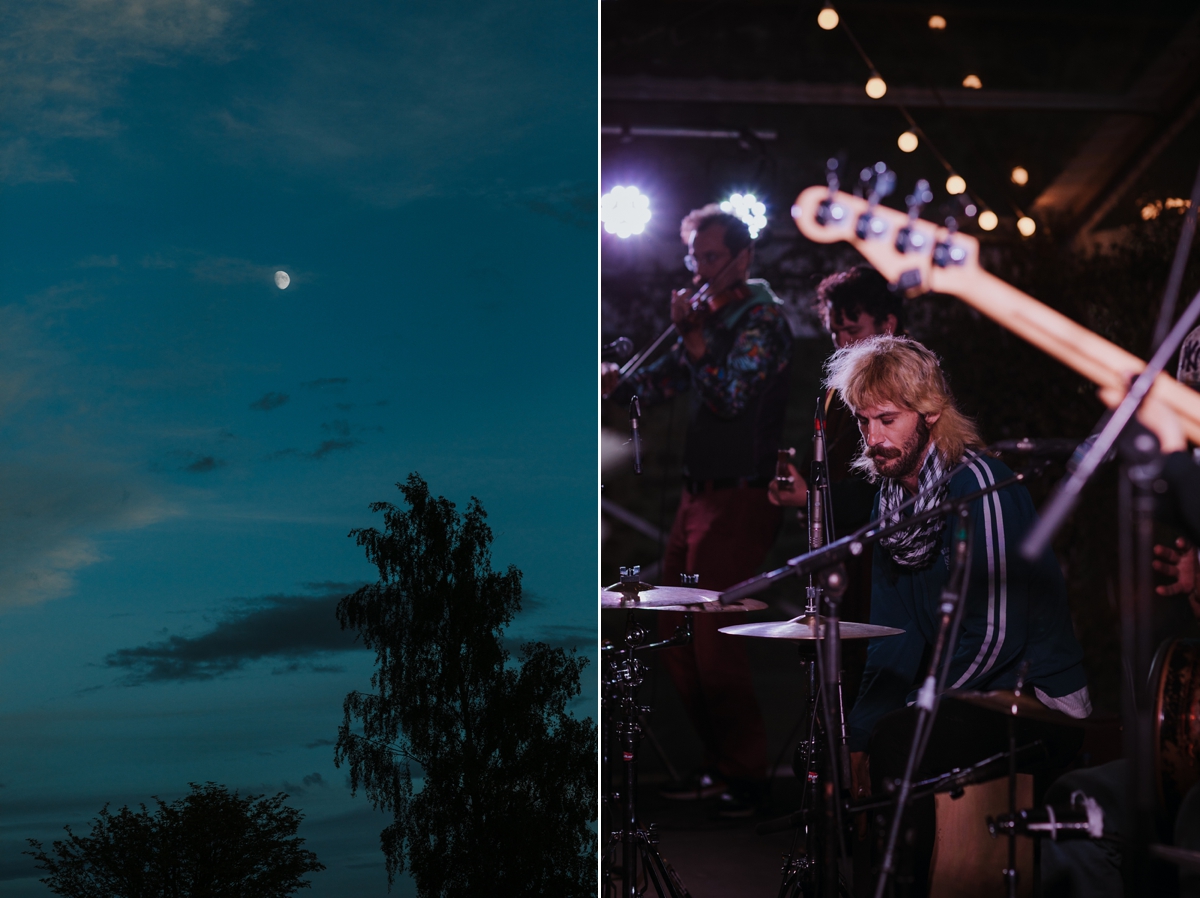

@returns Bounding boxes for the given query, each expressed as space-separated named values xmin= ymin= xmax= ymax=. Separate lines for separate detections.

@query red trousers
xmin=657 ymin=485 xmax=781 ymax=782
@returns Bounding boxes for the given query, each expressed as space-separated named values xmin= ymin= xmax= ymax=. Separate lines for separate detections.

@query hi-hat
xmin=947 ymin=690 xmax=1086 ymax=728
xmin=719 ymin=616 xmax=904 ymax=640
xmin=601 ymin=584 xmax=720 ymax=609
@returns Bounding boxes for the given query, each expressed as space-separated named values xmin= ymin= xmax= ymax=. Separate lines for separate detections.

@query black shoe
xmin=660 ymin=770 xmax=727 ymax=801
xmin=716 ymin=782 xmax=768 ymax=818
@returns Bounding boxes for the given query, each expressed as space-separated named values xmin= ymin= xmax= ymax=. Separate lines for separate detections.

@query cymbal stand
xmin=602 ymin=609 xmax=694 ymax=898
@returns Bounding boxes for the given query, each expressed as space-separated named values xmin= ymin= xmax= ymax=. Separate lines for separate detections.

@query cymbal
xmin=946 ymin=690 xmax=1086 ymax=728
xmin=601 ymin=584 xmax=720 ymax=609
xmin=718 ymin=616 xmax=904 ymax=641
xmin=650 ymin=598 xmax=769 ymax=613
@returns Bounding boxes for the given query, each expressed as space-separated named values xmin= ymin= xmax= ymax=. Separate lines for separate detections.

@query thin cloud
xmin=184 ymin=456 xmax=225 ymax=473
xmin=310 ymin=439 xmax=359 ymax=459
xmin=76 ymin=254 xmax=119 ymax=268
xmin=190 ymin=256 xmax=277 ymax=286
xmin=0 ymin=460 xmax=174 ymax=610
xmin=0 ymin=0 xmax=250 ymax=183
xmin=105 ymin=588 xmax=369 ymax=684
xmin=250 ymin=392 xmax=289 ymax=411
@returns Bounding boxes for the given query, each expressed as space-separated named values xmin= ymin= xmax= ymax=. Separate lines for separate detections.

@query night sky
xmin=0 ymin=2 xmax=596 ymax=895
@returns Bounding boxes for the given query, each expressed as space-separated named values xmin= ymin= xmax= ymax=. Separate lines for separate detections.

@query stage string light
xmin=829 ymin=9 xmax=1010 ymax=234
xmin=1017 ymin=216 xmax=1037 ymax=237
xmin=817 ymin=2 xmax=839 ymax=30
xmin=962 ymin=74 xmax=982 ymax=89
xmin=601 ymin=186 xmax=651 ymax=238
xmin=720 ymin=193 xmax=768 ymax=238
xmin=897 ymin=131 xmax=919 ymax=153
xmin=978 ymin=210 xmax=998 ymax=231
xmin=1011 ymin=166 xmax=1029 ymax=186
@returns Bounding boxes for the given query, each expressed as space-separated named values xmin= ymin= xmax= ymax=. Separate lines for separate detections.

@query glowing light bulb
xmin=928 ymin=15 xmax=947 ymax=29
xmin=945 ymin=174 xmax=966 ymax=195
xmin=1017 ymin=216 xmax=1036 ymax=237
xmin=897 ymin=131 xmax=919 ymax=153
xmin=719 ymin=192 xmax=768 ymax=239
xmin=1010 ymin=166 xmax=1029 ymax=186
xmin=601 ymin=185 xmax=652 ymax=238
xmin=962 ymin=74 xmax=982 ymax=89
xmin=817 ymin=4 xmax=839 ymax=29
xmin=978 ymin=210 xmax=998 ymax=231
xmin=865 ymin=74 xmax=887 ymax=99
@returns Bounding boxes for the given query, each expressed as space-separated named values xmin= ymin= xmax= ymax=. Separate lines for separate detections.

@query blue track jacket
xmin=847 ymin=452 xmax=1089 ymax=752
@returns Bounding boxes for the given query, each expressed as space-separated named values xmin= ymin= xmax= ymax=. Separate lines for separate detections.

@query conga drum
xmin=1153 ymin=638 xmax=1200 ymax=823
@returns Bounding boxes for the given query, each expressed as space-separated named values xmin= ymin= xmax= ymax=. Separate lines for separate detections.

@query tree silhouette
xmin=25 ymin=782 xmax=323 ymax=897
xmin=335 ymin=473 xmax=596 ymax=897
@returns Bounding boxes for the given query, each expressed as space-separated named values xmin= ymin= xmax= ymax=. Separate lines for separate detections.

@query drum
xmin=1153 ymin=638 xmax=1200 ymax=821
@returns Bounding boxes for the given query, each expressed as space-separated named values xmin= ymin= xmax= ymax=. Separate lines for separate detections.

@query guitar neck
xmin=935 ymin=266 xmax=1200 ymax=445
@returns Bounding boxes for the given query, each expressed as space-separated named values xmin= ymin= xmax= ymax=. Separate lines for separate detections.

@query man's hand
xmin=1155 ymin=537 xmax=1200 ymax=619
xmin=768 ymin=464 xmax=809 ymax=507
xmin=601 ymin=362 xmax=620 ymax=398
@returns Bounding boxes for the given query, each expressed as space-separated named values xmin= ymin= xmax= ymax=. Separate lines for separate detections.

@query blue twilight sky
xmin=0 ymin=2 xmax=596 ymax=895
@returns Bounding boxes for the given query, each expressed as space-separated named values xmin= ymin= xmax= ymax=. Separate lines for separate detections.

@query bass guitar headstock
xmin=791 ymin=162 xmax=981 ymax=300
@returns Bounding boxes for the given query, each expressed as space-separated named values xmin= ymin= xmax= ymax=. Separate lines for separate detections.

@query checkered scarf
xmin=877 ymin=447 xmax=951 ymax=570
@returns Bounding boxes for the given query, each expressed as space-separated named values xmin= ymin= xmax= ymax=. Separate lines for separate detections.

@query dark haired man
xmin=602 ymin=205 xmax=793 ymax=815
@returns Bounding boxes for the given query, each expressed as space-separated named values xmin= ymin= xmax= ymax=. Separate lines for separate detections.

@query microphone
xmin=988 ymin=793 xmax=1104 ymax=841
xmin=808 ymin=407 xmax=827 ymax=551
xmin=629 ymin=396 xmax=643 ymax=475
xmin=602 ymin=337 xmax=634 ymax=362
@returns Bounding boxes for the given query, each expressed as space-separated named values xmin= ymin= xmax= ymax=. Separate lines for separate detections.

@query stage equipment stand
xmin=602 ymin=573 xmax=695 ymax=898
xmin=1021 ymin=284 xmax=1200 ymax=893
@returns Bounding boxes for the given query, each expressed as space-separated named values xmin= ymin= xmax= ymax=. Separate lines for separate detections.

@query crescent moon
xmin=274 ymin=271 xmax=290 ymax=290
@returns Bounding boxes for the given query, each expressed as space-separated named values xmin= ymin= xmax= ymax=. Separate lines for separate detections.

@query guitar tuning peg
xmin=906 ymin=179 xmax=933 ymax=215
xmin=875 ymin=168 xmax=896 ymax=200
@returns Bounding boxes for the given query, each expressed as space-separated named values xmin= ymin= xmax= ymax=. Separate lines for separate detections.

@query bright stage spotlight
xmin=928 ymin=15 xmax=947 ymax=30
xmin=720 ymin=193 xmax=768 ymax=238
xmin=1010 ymin=166 xmax=1029 ymax=186
xmin=945 ymin=174 xmax=966 ymax=195
xmin=962 ymin=74 xmax=982 ymax=89
xmin=865 ymin=72 xmax=887 ymax=99
xmin=978 ymin=210 xmax=998 ymax=231
xmin=897 ymin=131 xmax=919 ymax=153
xmin=1017 ymin=216 xmax=1036 ymax=237
xmin=817 ymin=2 xmax=839 ymax=30
xmin=601 ymin=186 xmax=652 ymax=238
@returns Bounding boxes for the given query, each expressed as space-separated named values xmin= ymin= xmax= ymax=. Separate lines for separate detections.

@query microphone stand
xmin=804 ymin=398 xmax=850 ymax=895
xmin=873 ymin=504 xmax=974 ymax=898
xmin=1019 ymin=287 xmax=1200 ymax=894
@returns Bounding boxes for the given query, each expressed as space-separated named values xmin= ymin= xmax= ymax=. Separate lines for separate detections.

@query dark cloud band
xmin=106 ymin=588 xmax=368 ymax=684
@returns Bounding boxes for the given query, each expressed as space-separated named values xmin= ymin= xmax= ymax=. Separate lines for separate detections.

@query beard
xmin=867 ymin=416 xmax=932 ymax=481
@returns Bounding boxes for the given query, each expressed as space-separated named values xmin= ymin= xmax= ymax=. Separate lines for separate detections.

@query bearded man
xmin=828 ymin=336 xmax=1090 ymax=895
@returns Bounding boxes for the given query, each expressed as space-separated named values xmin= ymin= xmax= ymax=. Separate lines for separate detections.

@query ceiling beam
xmin=603 ymin=76 xmax=1156 ymax=113
xmin=1031 ymin=10 xmax=1200 ymax=234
